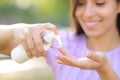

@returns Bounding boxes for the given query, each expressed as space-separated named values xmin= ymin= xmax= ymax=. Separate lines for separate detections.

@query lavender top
xmin=45 ymin=30 xmax=120 ymax=80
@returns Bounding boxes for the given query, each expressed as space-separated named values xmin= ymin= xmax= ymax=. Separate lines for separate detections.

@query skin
xmin=0 ymin=23 xmax=58 ymax=57
xmin=20 ymin=23 xmax=58 ymax=58
xmin=75 ymin=0 xmax=120 ymax=51
xmin=56 ymin=47 xmax=120 ymax=80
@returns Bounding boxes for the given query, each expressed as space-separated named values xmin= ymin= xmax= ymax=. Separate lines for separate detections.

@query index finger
xmin=41 ymin=23 xmax=58 ymax=34
xmin=57 ymin=47 xmax=69 ymax=56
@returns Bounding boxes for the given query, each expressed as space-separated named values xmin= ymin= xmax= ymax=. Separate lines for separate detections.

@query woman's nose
xmin=83 ymin=5 xmax=95 ymax=19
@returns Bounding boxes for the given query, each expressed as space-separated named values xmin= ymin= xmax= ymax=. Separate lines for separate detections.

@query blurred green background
xmin=0 ymin=0 xmax=70 ymax=80
xmin=0 ymin=0 xmax=69 ymax=27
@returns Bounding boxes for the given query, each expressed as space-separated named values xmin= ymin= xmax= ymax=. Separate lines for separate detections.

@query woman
xmin=54 ymin=0 xmax=120 ymax=80
xmin=0 ymin=0 xmax=120 ymax=80
xmin=45 ymin=0 xmax=120 ymax=80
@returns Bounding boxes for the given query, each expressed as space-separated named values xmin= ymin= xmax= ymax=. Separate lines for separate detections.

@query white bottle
xmin=11 ymin=30 xmax=61 ymax=63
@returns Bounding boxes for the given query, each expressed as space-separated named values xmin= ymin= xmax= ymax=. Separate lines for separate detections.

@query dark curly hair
xmin=70 ymin=0 xmax=120 ymax=35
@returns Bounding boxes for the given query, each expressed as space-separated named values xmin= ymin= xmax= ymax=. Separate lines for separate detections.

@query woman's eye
xmin=77 ymin=2 xmax=85 ymax=6
xmin=96 ymin=2 xmax=105 ymax=6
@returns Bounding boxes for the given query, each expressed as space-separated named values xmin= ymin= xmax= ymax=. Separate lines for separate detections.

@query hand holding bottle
xmin=11 ymin=23 xmax=61 ymax=63
xmin=11 ymin=29 xmax=62 ymax=63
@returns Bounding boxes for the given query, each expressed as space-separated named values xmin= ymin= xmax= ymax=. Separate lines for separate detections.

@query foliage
xmin=0 ymin=0 xmax=70 ymax=27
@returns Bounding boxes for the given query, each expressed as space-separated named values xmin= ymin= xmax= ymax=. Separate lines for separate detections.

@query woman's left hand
xmin=13 ymin=23 xmax=58 ymax=58
xmin=56 ymin=47 xmax=109 ymax=71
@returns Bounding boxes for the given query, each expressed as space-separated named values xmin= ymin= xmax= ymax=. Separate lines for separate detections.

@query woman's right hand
xmin=56 ymin=47 xmax=109 ymax=71
xmin=13 ymin=23 xmax=58 ymax=58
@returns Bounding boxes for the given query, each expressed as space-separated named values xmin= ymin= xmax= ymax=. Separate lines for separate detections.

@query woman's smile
xmin=84 ymin=20 xmax=100 ymax=29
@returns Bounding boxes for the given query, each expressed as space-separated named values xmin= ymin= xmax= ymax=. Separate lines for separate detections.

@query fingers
xmin=41 ymin=23 xmax=58 ymax=34
xmin=56 ymin=47 xmax=77 ymax=66
xmin=32 ymin=27 xmax=44 ymax=56
xmin=22 ymin=41 xmax=33 ymax=58
xmin=31 ymin=23 xmax=58 ymax=56
xmin=57 ymin=47 xmax=70 ymax=56
xmin=56 ymin=55 xmax=67 ymax=64
xmin=33 ymin=23 xmax=58 ymax=35
xmin=56 ymin=50 xmax=108 ymax=70
xmin=56 ymin=54 xmax=76 ymax=66
xmin=86 ymin=51 xmax=107 ymax=63
xmin=27 ymin=33 xmax=39 ymax=57
xmin=19 ymin=23 xmax=58 ymax=58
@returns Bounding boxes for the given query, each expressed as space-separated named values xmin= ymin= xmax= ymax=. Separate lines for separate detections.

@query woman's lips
xmin=84 ymin=21 xmax=100 ymax=29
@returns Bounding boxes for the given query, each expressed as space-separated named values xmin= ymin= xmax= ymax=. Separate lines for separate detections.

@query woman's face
xmin=75 ymin=0 xmax=120 ymax=37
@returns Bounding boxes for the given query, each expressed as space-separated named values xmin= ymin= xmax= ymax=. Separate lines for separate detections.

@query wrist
xmin=97 ymin=61 xmax=111 ymax=74
xmin=97 ymin=62 xmax=119 ymax=80
xmin=0 ymin=25 xmax=15 ymax=50
xmin=12 ymin=23 xmax=29 ymax=42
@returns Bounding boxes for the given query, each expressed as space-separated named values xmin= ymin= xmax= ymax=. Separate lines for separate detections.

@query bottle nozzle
xmin=55 ymin=34 xmax=62 ymax=47
xmin=43 ymin=30 xmax=62 ymax=47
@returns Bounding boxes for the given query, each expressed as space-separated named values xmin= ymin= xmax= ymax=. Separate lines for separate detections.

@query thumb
xmin=86 ymin=51 xmax=107 ymax=62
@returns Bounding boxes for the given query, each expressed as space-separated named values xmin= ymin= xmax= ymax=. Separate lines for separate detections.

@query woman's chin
xmin=85 ymin=32 xmax=101 ymax=38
